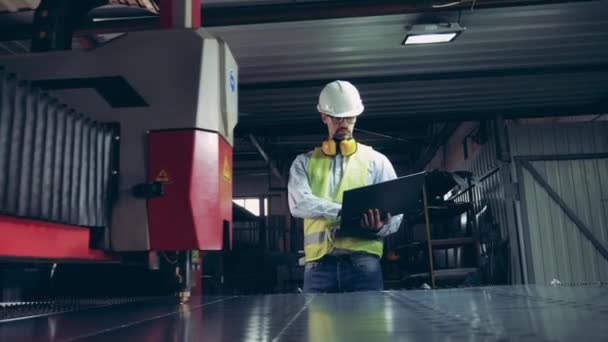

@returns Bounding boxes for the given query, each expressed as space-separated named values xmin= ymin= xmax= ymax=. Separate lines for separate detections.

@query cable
xmin=432 ymin=1 xmax=463 ymax=8
xmin=50 ymin=263 xmax=58 ymax=279
xmin=354 ymin=128 xmax=412 ymax=142
xmin=161 ymin=251 xmax=178 ymax=265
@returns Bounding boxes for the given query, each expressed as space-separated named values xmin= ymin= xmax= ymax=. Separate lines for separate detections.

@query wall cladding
xmin=455 ymin=121 xmax=521 ymax=283
xmin=460 ymin=123 xmax=509 ymax=237
xmin=509 ymin=122 xmax=608 ymax=284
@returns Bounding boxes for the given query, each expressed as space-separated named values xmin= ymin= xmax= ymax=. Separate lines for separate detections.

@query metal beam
xmin=235 ymin=103 xmax=608 ymax=136
xmin=413 ymin=122 xmax=460 ymax=171
xmin=248 ymin=134 xmax=285 ymax=185
xmin=354 ymin=128 xmax=418 ymax=142
xmin=239 ymin=63 xmax=608 ymax=90
xmin=197 ymin=0 xmax=589 ymax=27
xmin=0 ymin=0 xmax=594 ymax=41
xmin=518 ymin=158 xmax=608 ymax=262
xmin=248 ymin=134 xmax=270 ymax=164
xmin=516 ymin=153 xmax=608 ymax=162
xmin=494 ymin=114 xmax=512 ymax=162
xmin=237 ymin=119 xmax=421 ymax=136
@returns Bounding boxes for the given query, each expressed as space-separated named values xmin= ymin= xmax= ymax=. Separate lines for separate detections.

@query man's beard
xmin=334 ymin=129 xmax=352 ymax=140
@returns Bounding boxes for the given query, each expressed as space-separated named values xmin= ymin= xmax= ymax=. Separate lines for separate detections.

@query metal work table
xmin=1 ymin=285 xmax=607 ymax=341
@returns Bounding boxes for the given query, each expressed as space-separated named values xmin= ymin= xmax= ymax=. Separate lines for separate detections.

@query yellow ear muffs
xmin=339 ymin=138 xmax=357 ymax=156
xmin=321 ymin=139 xmax=337 ymax=156
xmin=321 ymin=139 xmax=357 ymax=156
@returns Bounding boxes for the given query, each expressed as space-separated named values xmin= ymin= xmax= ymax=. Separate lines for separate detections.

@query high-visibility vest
xmin=303 ymin=143 xmax=383 ymax=262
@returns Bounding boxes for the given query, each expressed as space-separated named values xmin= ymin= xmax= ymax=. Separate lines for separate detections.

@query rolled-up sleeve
xmin=372 ymin=154 xmax=404 ymax=238
xmin=288 ymin=154 xmax=342 ymax=219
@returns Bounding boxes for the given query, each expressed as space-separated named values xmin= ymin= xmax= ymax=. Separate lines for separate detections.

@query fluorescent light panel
xmin=402 ymin=22 xmax=465 ymax=45
xmin=404 ymin=33 xmax=458 ymax=45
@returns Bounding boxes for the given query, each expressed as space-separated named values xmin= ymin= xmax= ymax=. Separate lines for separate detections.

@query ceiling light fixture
xmin=402 ymin=22 xmax=465 ymax=45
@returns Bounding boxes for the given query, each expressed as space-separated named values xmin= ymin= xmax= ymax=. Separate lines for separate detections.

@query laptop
xmin=336 ymin=171 xmax=426 ymax=239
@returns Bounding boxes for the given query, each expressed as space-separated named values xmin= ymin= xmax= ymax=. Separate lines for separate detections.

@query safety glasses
xmin=329 ymin=116 xmax=357 ymax=124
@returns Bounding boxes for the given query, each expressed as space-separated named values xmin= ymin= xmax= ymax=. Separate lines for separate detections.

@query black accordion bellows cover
xmin=0 ymin=69 xmax=118 ymax=227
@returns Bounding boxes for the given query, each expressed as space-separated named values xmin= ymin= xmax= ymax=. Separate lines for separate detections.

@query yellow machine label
xmin=156 ymin=169 xmax=171 ymax=183
xmin=222 ymin=155 xmax=232 ymax=181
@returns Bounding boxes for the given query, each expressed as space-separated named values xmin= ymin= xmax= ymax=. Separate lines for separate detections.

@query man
xmin=288 ymin=80 xmax=403 ymax=293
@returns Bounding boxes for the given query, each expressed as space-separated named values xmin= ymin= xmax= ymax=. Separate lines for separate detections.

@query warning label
xmin=155 ymin=169 xmax=171 ymax=183
xmin=222 ymin=156 xmax=231 ymax=181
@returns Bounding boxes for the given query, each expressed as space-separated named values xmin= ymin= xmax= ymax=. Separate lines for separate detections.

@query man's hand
xmin=360 ymin=209 xmax=392 ymax=231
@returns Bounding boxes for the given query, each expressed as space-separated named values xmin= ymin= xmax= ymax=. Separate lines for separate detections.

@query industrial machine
xmin=0 ymin=27 xmax=238 ymax=302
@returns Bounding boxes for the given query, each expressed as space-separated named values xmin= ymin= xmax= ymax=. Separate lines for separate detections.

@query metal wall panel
xmin=509 ymin=122 xmax=608 ymax=284
xmin=460 ymin=124 xmax=508 ymax=233
xmin=456 ymin=122 xmax=521 ymax=283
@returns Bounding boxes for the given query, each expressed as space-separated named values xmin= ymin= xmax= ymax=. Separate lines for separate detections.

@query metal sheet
xmin=1 ymin=286 xmax=607 ymax=341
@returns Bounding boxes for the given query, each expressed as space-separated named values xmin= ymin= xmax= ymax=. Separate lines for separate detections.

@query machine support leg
xmin=191 ymin=251 xmax=203 ymax=297
xmin=422 ymin=184 xmax=436 ymax=289
xmin=176 ymin=250 xmax=198 ymax=303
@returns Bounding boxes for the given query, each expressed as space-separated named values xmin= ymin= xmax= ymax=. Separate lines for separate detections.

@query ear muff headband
xmin=321 ymin=139 xmax=357 ymax=156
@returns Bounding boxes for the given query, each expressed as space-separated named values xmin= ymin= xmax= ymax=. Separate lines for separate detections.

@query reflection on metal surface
xmin=0 ymin=286 xmax=607 ymax=341
xmin=0 ymin=298 xmax=154 ymax=323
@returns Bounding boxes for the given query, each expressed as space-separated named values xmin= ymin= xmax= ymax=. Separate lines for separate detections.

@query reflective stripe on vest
xmin=304 ymin=231 xmax=326 ymax=246
xmin=303 ymin=143 xmax=383 ymax=262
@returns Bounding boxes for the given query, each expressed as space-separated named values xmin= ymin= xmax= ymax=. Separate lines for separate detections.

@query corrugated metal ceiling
xmin=0 ymin=0 xmax=605 ymax=171
xmin=206 ymin=1 xmax=608 ymax=133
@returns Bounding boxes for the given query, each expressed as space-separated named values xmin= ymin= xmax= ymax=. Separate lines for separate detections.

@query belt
xmin=321 ymin=254 xmax=352 ymax=261
xmin=320 ymin=252 xmax=376 ymax=262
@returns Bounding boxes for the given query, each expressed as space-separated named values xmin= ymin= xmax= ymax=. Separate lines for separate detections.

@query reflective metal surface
xmin=1 ymin=285 xmax=607 ymax=341
xmin=0 ymin=298 xmax=155 ymax=323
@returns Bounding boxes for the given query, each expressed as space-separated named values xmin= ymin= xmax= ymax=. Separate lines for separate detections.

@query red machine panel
xmin=0 ymin=215 xmax=111 ymax=261
xmin=147 ymin=130 xmax=233 ymax=251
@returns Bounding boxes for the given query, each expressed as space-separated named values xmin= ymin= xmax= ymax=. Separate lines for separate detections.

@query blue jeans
xmin=303 ymin=253 xmax=383 ymax=293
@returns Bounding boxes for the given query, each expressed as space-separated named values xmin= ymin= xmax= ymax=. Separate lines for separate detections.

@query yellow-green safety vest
xmin=304 ymin=143 xmax=383 ymax=262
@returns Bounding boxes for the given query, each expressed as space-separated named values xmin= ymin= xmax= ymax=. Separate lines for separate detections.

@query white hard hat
xmin=317 ymin=80 xmax=364 ymax=118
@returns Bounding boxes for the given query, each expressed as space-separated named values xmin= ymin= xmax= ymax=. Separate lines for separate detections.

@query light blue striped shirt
xmin=288 ymin=146 xmax=403 ymax=238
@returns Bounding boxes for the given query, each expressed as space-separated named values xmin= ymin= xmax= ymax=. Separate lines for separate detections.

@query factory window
xmin=233 ymin=197 xmax=268 ymax=216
